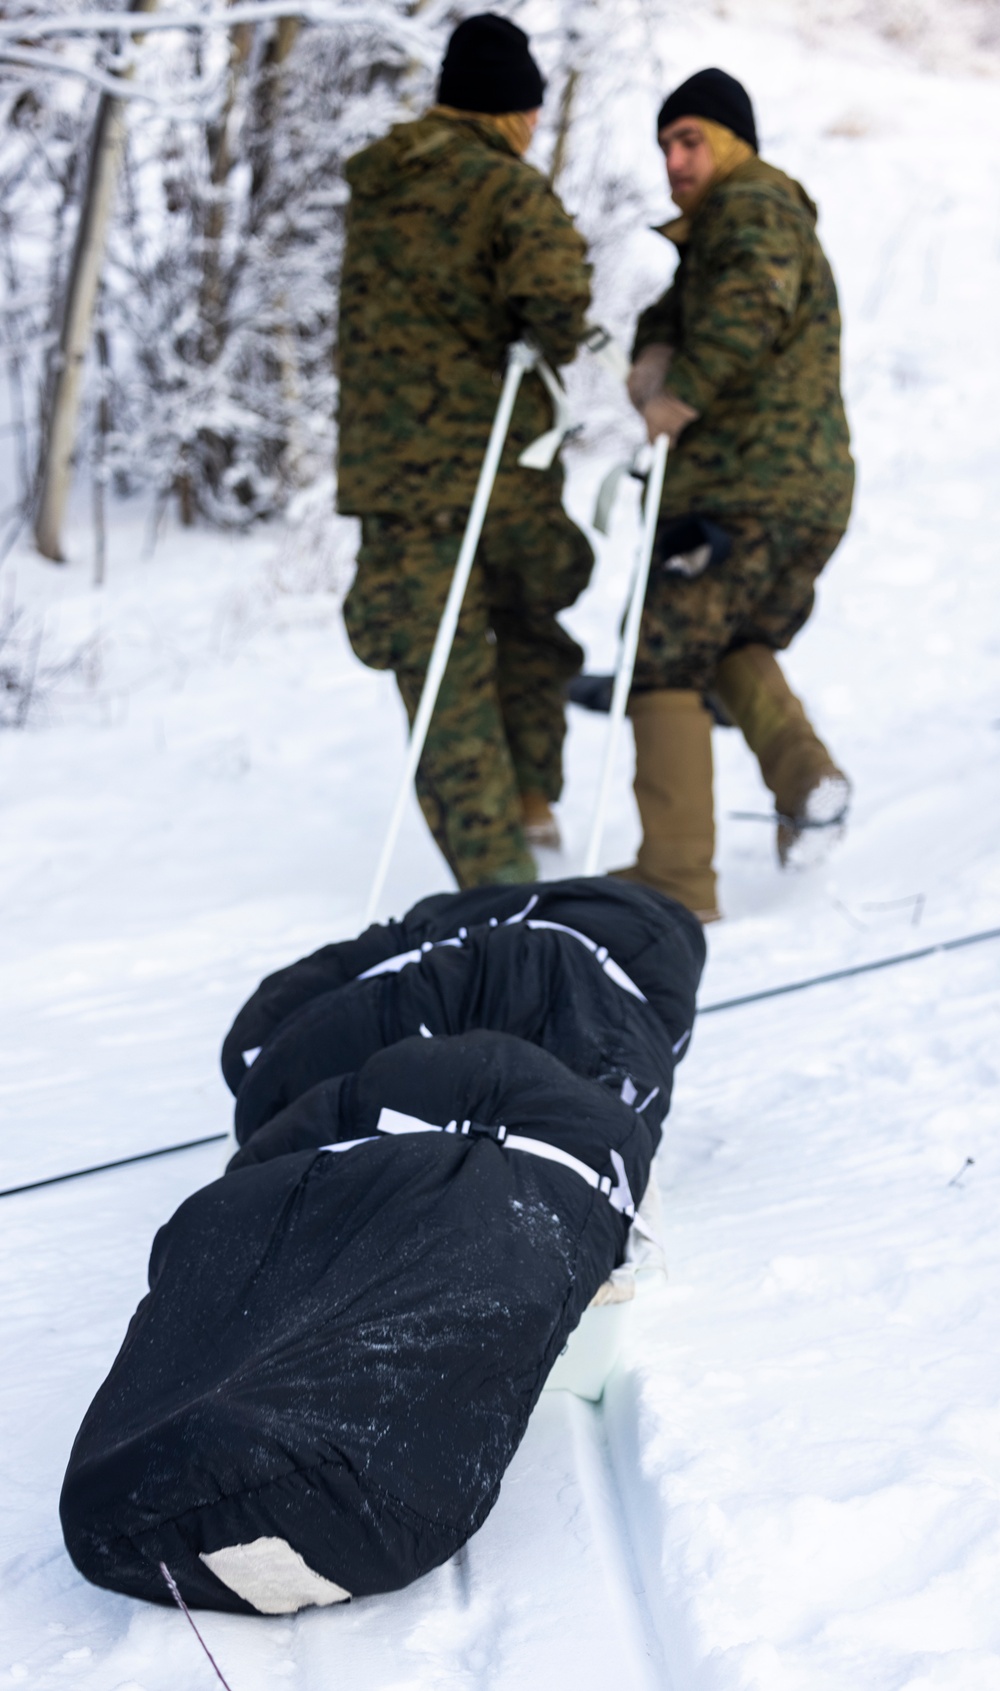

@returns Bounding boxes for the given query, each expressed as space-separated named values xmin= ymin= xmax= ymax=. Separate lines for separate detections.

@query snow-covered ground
xmin=2 ymin=8 xmax=999 ymax=1690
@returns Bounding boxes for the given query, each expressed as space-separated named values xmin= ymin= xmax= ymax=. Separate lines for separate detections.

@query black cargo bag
xmin=61 ymin=1034 xmax=655 ymax=1613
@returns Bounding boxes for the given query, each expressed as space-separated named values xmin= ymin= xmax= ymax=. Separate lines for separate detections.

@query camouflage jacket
xmin=336 ymin=113 xmax=592 ymax=517
xmin=634 ymin=157 xmax=854 ymax=528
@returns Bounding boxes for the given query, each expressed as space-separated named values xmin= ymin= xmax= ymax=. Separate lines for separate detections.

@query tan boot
xmin=713 ymin=644 xmax=850 ymax=867
xmin=621 ymin=689 xmax=719 ymax=920
xmin=520 ymin=790 xmax=561 ymax=850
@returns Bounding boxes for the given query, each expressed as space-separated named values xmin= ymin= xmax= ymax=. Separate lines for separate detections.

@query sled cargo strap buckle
xmin=583 ymin=323 xmax=630 ymax=382
xmin=321 ymin=1109 xmax=639 ymax=1226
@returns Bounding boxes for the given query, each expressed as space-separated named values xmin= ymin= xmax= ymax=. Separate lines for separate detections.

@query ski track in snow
xmin=3 ymin=9 xmax=1000 ymax=1690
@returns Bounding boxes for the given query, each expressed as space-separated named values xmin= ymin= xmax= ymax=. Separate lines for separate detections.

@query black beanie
xmin=437 ymin=14 xmax=545 ymax=114
xmin=656 ymin=68 xmax=757 ymax=152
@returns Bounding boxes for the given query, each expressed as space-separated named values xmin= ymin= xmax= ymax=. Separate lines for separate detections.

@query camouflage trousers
xmin=343 ymin=500 xmax=593 ymax=888
xmin=632 ymin=512 xmax=846 ymax=694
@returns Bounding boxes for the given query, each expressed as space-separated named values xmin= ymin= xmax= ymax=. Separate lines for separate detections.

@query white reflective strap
xmin=502 ymin=893 xmax=539 ymax=925
xmin=524 ymin=919 xmax=647 ymax=1002
xmin=502 ymin=1133 xmax=601 ymax=1191
xmin=242 ymin=1046 xmax=262 ymax=1067
xmin=357 ymin=947 xmax=421 ymax=979
xmin=628 ymin=1206 xmax=662 ymax=1249
xmin=607 ymin=1149 xmax=636 ymax=1219
xmin=350 ymin=897 xmax=646 ymax=1009
xmin=320 ymin=1116 xmax=638 ymax=1227
xmin=376 ymin=1106 xmax=442 ymax=1136
xmin=357 ymin=937 xmax=463 ymax=981
xmin=602 ymin=956 xmax=647 ymax=1000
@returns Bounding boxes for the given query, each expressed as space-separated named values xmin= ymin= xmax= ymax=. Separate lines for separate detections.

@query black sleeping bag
xmin=234 ymin=918 xmax=682 ymax=1147
xmin=221 ymin=877 xmax=704 ymax=1095
xmin=61 ymin=879 xmax=704 ymax=1616
xmin=62 ymin=1034 xmax=649 ymax=1612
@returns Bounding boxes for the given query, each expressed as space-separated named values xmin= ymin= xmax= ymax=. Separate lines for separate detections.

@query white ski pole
xmin=365 ymin=340 xmax=539 ymax=923
xmin=582 ymin=431 xmax=669 ymax=876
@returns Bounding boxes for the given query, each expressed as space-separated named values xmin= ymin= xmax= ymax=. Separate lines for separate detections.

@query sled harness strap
xmin=320 ymin=1106 xmax=644 ymax=1228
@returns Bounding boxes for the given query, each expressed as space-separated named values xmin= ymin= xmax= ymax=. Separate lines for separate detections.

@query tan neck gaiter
xmin=431 ymin=104 xmax=534 ymax=157
xmin=665 ymin=118 xmax=756 ymax=239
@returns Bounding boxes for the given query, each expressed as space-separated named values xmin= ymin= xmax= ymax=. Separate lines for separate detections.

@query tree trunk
xmin=197 ymin=16 xmax=255 ymax=367
xmin=548 ymin=64 xmax=579 ymax=191
xmin=33 ymin=0 xmax=158 ymax=563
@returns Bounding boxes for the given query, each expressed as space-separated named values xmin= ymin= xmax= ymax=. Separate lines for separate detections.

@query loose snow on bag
xmin=2 ymin=7 xmax=999 ymax=1690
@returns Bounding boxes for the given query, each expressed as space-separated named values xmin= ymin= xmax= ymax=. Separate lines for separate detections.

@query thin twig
xmin=860 ymin=893 xmax=926 ymax=928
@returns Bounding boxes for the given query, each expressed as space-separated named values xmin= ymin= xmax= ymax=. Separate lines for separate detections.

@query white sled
xmin=543 ymin=1179 xmax=666 ymax=1402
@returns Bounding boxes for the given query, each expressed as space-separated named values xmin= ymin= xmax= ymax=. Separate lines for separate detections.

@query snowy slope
xmin=2 ymin=9 xmax=999 ymax=1691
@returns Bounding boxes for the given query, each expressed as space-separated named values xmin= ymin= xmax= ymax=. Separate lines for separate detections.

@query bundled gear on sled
xmin=61 ymin=879 xmax=703 ymax=1616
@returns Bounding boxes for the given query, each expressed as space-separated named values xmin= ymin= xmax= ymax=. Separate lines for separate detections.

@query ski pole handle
xmin=364 ymin=342 xmax=538 ymax=924
xmin=582 ymin=431 xmax=669 ymax=877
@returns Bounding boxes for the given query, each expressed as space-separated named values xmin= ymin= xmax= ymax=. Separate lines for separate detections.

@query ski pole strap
xmin=320 ymin=1108 xmax=639 ymax=1222
xmin=582 ymin=323 xmax=630 ymax=382
xmin=517 ymin=325 xmax=629 ymax=473
xmin=593 ymin=461 xmax=632 ymax=535
xmin=517 ymin=355 xmax=576 ymax=471
xmin=593 ymin=449 xmax=651 ymax=535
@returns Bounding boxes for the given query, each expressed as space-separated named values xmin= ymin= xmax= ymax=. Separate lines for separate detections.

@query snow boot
xmin=713 ymin=644 xmax=850 ymax=869
xmin=618 ymin=689 xmax=719 ymax=921
xmin=521 ymin=790 xmax=561 ymax=850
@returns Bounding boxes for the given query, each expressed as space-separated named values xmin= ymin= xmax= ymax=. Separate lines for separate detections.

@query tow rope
xmin=699 ymin=923 xmax=1000 ymax=1017
xmin=0 ymin=1133 xmax=228 ymax=1200
xmin=2 ymin=922 xmax=998 ymax=1202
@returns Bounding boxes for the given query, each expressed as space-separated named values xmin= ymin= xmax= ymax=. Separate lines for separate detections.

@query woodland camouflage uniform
xmin=337 ymin=111 xmax=593 ymax=887
xmin=632 ymin=154 xmax=854 ymax=692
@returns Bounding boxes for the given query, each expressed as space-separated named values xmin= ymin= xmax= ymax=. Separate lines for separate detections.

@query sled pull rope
xmin=4 ymin=927 xmax=998 ymax=1204
xmin=699 ymin=924 xmax=1000 ymax=1016
xmin=159 ymin=1562 xmax=235 ymax=1690
xmin=0 ymin=1132 xmax=228 ymax=1201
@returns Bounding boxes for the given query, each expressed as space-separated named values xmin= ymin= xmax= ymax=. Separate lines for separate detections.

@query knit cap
xmin=438 ymin=14 xmax=545 ymax=114
xmin=657 ymin=68 xmax=757 ymax=151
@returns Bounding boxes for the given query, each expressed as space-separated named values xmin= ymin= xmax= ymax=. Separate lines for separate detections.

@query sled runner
xmin=544 ymin=1175 xmax=666 ymax=1401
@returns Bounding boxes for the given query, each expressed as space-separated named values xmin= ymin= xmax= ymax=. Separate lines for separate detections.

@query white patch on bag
xmin=200 ymin=1537 xmax=350 ymax=1614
